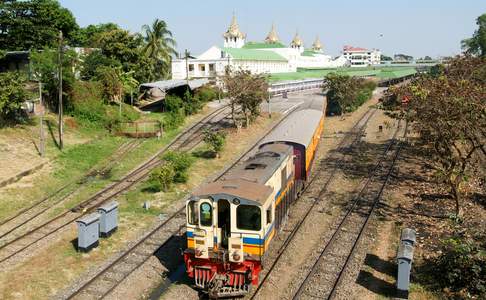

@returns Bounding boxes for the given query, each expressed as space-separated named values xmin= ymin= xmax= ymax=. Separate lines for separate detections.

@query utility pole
xmin=39 ymin=81 xmax=45 ymax=157
xmin=58 ymin=30 xmax=64 ymax=150
xmin=185 ymin=49 xmax=189 ymax=86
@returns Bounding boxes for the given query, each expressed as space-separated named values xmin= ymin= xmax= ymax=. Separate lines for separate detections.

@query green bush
xmin=325 ymin=74 xmax=376 ymax=115
xmin=0 ymin=72 xmax=28 ymax=126
xmin=195 ymin=85 xmax=219 ymax=102
xmin=182 ymin=89 xmax=202 ymax=115
xmin=162 ymin=151 xmax=194 ymax=183
xmin=203 ymin=129 xmax=226 ymax=157
xmin=148 ymin=164 xmax=175 ymax=192
xmin=71 ymin=81 xmax=140 ymax=130
xmin=164 ymin=94 xmax=183 ymax=113
xmin=428 ymin=236 xmax=486 ymax=298
xmin=163 ymin=109 xmax=185 ymax=130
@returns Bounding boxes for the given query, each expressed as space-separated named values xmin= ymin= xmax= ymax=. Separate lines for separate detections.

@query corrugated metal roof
xmin=193 ymin=179 xmax=273 ymax=205
xmin=223 ymin=48 xmax=287 ymax=62
xmin=260 ymin=109 xmax=323 ymax=149
xmin=139 ymin=78 xmax=209 ymax=91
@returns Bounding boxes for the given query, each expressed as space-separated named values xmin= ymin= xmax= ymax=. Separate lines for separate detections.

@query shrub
xmin=182 ymin=89 xmax=202 ymax=115
xmin=195 ymin=85 xmax=219 ymax=102
xmin=162 ymin=151 xmax=194 ymax=183
xmin=164 ymin=94 xmax=183 ymax=113
xmin=428 ymin=236 xmax=486 ymax=298
xmin=203 ymin=129 xmax=226 ymax=157
xmin=163 ymin=109 xmax=185 ymax=130
xmin=148 ymin=164 xmax=175 ymax=192
xmin=0 ymin=72 xmax=27 ymax=126
xmin=324 ymin=74 xmax=376 ymax=115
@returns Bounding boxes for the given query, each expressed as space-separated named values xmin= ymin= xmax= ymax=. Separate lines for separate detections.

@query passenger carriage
xmin=183 ymin=105 xmax=325 ymax=298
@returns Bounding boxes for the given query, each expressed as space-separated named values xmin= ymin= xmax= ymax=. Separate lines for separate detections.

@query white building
xmin=342 ymin=45 xmax=381 ymax=67
xmin=171 ymin=15 xmax=348 ymax=80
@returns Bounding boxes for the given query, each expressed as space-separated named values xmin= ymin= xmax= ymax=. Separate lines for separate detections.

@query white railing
xmin=268 ymin=78 xmax=324 ymax=96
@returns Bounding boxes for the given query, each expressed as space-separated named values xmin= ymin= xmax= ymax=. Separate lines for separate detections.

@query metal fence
xmin=116 ymin=121 xmax=162 ymax=138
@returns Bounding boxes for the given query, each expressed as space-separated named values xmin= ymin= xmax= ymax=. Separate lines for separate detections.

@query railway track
xmin=0 ymin=139 xmax=143 ymax=240
xmin=291 ymin=121 xmax=407 ymax=299
xmin=248 ymin=107 xmax=378 ymax=300
xmin=63 ymin=103 xmax=303 ymax=300
xmin=0 ymin=105 xmax=232 ymax=266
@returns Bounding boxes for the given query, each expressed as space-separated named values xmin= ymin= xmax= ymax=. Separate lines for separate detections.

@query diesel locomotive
xmin=183 ymin=104 xmax=324 ymax=298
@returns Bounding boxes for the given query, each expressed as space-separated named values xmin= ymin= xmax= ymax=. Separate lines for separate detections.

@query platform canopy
xmin=139 ymin=78 xmax=209 ymax=92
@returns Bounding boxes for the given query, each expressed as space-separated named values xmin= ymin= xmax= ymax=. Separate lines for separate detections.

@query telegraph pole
xmin=185 ymin=49 xmax=189 ymax=85
xmin=58 ymin=31 xmax=63 ymax=150
xmin=39 ymin=81 xmax=45 ymax=157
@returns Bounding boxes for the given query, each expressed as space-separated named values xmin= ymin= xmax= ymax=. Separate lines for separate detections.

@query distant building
xmin=171 ymin=14 xmax=347 ymax=80
xmin=342 ymin=45 xmax=381 ymax=67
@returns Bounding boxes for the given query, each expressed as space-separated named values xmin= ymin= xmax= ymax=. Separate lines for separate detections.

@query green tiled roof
xmin=269 ymin=66 xmax=417 ymax=82
xmin=223 ymin=48 xmax=287 ymax=62
xmin=302 ymin=50 xmax=319 ymax=57
xmin=242 ymin=42 xmax=286 ymax=49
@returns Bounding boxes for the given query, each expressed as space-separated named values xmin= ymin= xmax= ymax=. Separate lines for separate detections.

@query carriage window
xmin=200 ymin=203 xmax=212 ymax=226
xmin=187 ymin=201 xmax=198 ymax=225
xmin=237 ymin=205 xmax=261 ymax=231
xmin=266 ymin=207 xmax=272 ymax=224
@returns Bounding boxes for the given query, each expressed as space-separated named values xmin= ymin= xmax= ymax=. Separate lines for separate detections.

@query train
xmin=183 ymin=99 xmax=325 ymax=298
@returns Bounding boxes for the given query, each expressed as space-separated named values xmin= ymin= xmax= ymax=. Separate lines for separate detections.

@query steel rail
xmin=291 ymin=121 xmax=406 ymax=300
xmin=0 ymin=105 xmax=231 ymax=264
xmin=64 ymin=101 xmax=303 ymax=300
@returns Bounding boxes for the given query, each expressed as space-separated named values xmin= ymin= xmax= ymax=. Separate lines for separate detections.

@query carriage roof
xmin=260 ymin=109 xmax=323 ymax=149
xmin=192 ymin=178 xmax=273 ymax=205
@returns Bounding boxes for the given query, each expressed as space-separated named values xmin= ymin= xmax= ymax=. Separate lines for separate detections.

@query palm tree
xmin=142 ymin=19 xmax=177 ymax=79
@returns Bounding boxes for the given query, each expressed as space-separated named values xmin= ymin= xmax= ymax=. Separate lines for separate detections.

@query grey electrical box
xmin=397 ymin=243 xmax=414 ymax=298
xmin=97 ymin=201 xmax=118 ymax=238
xmin=76 ymin=213 xmax=100 ymax=252
xmin=400 ymin=228 xmax=416 ymax=246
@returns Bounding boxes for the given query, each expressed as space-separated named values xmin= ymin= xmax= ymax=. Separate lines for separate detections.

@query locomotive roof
xmin=192 ymin=178 xmax=273 ymax=205
xmin=260 ymin=109 xmax=323 ymax=149
xmin=224 ymin=143 xmax=292 ymax=184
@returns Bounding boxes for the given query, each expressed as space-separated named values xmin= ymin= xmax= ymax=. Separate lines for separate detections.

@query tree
xmin=31 ymin=47 xmax=76 ymax=110
xmin=0 ymin=72 xmax=27 ymax=126
xmin=203 ymin=129 xmax=226 ymax=158
xmin=462 ymin=13 xmax=486 ymax=57
xmin=380 ymin=54 xmax=393 ymax=61
xmin=142 ymin=19 xmax=177 ymax=80
xmin=223 ymin=69 xmax=269 ymax=128
xmin=149 ymin=164 xmax=175 ymax=192
xmin=0 ymin=0 xmax=79 ymax=50
xmin=73 ymin=23 xmax=119 ymax=47
xmin=95 ymin=66 xmax=124 ymax=103
xmin=79 ymin=50 xmax=120 ymax=80
xmin=92 ymin=28 xmax=155 ymax=82
xmin=385 ymin=56 xmax=486 ymax=216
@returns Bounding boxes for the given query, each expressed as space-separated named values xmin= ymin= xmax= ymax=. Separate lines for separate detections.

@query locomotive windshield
xmin=200 ymin=202 xmax=213 ymax=226
xmin=187 ymin=201 xmax=198 ymax=225
xmin=237 ymin=205 xmax=261 ymax=231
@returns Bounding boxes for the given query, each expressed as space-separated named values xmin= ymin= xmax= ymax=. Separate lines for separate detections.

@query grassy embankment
xmin=0 ymin=113 xmax=278 ymax=300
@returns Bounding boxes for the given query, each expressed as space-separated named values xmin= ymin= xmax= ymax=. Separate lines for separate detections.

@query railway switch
xmin=97 ymin=201 xmax=118 ymax=238
xmin=76 ymin=213 xmax=101 ymax=252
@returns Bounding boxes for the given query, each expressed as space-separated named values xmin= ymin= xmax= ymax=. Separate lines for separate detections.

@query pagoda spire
xmin=223 ymin=12 xmax=246 ymax=48
xmin=312 ymin=35 xmax=323 ymax=52
xmin=265 ymin=22 xmax=280 ymax=44
xmin=290 ymin=30 xmax=303 ymax=48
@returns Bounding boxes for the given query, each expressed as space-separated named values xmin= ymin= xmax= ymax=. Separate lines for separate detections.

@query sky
xmin=59 ymin=0 xmax=486 ymax=58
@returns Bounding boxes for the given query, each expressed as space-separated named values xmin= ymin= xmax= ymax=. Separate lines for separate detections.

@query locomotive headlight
xmin=195 ymin=249 xmax=203 ymax=257
xmin=232 ymin=252 xmax=241 ymax=261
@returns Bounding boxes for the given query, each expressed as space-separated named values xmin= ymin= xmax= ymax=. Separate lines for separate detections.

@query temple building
xmin=171 ymin=14 xmax=348 ymax=80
